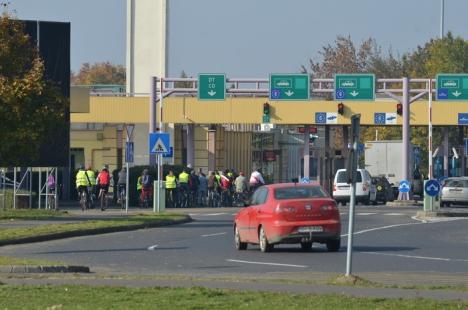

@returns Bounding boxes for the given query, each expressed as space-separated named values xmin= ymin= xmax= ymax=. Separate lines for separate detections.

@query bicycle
xmin=79 ymin=188 xmax=89 ymax=211
xmin=47 ymin=188 xmax=56 ymax=210
xmin=87 ymin=186 xmax=95 ymax=209
xmin=141 ymin=186 xmax=152 ymax=209
xmin=177 ymin=186 xmax=189 ymax=208
xmin=208 ymin=189 xmax=221 ymax=208
xmin=118 ymin=184 xmax=126 ymax=209
xmin=98 ymin=187 xmax=108 ymax=211
xmin=232 ymin=191 xmax=248 ymax=207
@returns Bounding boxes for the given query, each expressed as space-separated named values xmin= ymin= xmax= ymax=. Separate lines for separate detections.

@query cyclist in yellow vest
xmin=178 ymin=169 xmax=190 ymax=204
xmin=165 ymin=170 xmax=177 ymax=207
xmin=137 ymin=176 xmax=143 ymax=207
xmin=76 ymin=165 xmax=90 ymax=205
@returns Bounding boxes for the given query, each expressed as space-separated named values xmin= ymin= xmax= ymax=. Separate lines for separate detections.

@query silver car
xmin=441 ymin=177 xmax=468 ymax=207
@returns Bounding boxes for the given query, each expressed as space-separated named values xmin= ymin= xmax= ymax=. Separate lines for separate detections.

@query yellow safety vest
xmin=165 ymin=175 xmax=177 ymax=189
xmin=76 ymin=170 xmax=88 ymax=188
xmin=86 ymin=170 xmax=96 ymax=185
xmin=179 ymin=172 xmax=189 ymax=183
xmin=137 ymin=176 xmax=143 ymax=190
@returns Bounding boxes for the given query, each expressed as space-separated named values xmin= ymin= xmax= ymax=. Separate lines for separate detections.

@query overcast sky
xmin=10 ymin=0 xmax=468 ymax=78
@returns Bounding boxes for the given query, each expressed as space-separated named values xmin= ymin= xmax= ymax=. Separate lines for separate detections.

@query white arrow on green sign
xmin=437 ymin=74 xmax=468 ymax=100
xmin=334 ymin=74 xmax=375 ymax=101
xmin=198 ymin=74 xmax=226 ymax=100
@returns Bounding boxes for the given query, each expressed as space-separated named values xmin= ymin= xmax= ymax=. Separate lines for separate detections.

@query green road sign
xmin=198 ymin=74 xmax=226 ymax=100
xmin=334 ymin=74 xmax=375 ymax=101
xmin=270 ymin=74 xmax=310 ymax=100
xmin=437 ymin=74 xmax=468 ymax=100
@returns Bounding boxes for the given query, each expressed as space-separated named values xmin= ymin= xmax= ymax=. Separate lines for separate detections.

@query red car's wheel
xmin=326 ymin=238 xmax=341 ymax=252
xmin=259 ymin=226 xmax=273 ymax=253
xmin=234 ymin=225 xmax=247 ymax=250
xmin=300 ymin=241 xmax=313 ymax=251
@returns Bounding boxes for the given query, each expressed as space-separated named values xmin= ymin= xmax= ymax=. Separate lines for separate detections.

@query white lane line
xmin=362 ymin=251 xmax=468 ymax=262
xmin=201 ymin=232 xmax=227 ymax=237
xmin=147 ymin=244 xmax=159 ymax=251
xmin=188 ymin=212 xmax=228 ymax=217
xmin=226 ymin=259 xmax=307 ymax=268
xmin=357 ymin=212 xmax=377 ymax=216
xmin=341 ymin=222 xmax=422 ymax=237
xmin=384 ymin=213 xmax=405 ymax=216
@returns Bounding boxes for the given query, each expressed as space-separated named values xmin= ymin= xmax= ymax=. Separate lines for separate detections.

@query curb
xmin=416 ymin=210 xmax=468 ymax=218
xmin=0 ymin=215 xmax=192 ymax=247
xmin=385 ymin=201 xmax=422 ymax=207
xmin=0 ymin=265 xmax=90 ymax=273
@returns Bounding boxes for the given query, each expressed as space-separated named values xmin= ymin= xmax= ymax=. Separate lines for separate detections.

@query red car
xmin=234 ymin=183 xmax=341 ymax=252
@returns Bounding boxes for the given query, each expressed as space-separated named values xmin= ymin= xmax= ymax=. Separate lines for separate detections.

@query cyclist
xmin=47 ymin=173 xmax=57 ymax=210
xmin=220 ymin=170 xmax=232 ymax=207
xmin=189 ymin=170 xmax=199 ymax=207
xmin=140 ymin=169 xmax=153 ymax=208
xmin=234 ymin=171 xmax=249 ymax=207
xmin=197 ymin=169 xmax=208 ymax=207
xmin=117 ymin=167 xmax=127 ymax=208
xmin=96 ymin=165 xmax=111 ymax=211
xmin=137 ymin=175 xmax=143 ymax=207
xmin=178 ymin=169 xmax=190 ymax=207
xmin=165 ymin=170 xmax=177 ymax=208
xmin=207 ymin=171 xmax=219 ymax=207
xmin=249 ymin=168 xmax=265 ymax=193
xmin=75 ymin=165 xmax=90 ymax=210
xmin=85 ymin=165 xmax=96 ymax=209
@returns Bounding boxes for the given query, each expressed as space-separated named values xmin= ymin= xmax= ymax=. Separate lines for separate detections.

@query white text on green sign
xmin=198 ymin=74 xmax=226 ymax=100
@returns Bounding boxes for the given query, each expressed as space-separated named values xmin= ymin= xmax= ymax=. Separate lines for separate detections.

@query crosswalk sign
xmin=149 ymin=133 xmax=170 ymax=154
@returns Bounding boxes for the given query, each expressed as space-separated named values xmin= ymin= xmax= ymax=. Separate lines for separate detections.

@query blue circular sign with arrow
xmin=425 ymin=179 xmax=441 ymax=197
xmin=398 ymin=180 xmax=410 ymax=193
xmin=300 ymin=177 xmax=310 ymax=184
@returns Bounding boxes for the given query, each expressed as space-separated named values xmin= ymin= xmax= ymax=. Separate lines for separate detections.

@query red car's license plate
xmin=298 ymin=226 xmax=323 ymax=233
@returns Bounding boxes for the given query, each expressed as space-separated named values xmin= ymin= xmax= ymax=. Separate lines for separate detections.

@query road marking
xmin=201 ymin=232 xmax=227 ymax=237
xmin=341 ymin=222 xmax=422 ymax=237
xmin=363 ymin=251 xmax=468 ymax=262
xmin=384 ymin=213 xmax=405 ymax=216
xmin=147 ymin=244 xmax=159 ymax=251
xmin=226 ymin=259 xmax=307 ymax=268
xmin=356 ymin=212 xmax=377 ymax=216
xmin=188 ymin=213 xmax=228 ymax=217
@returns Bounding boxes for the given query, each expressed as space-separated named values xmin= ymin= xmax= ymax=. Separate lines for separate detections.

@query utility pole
xmin=440 ymin=0 xmax=445 ymax=38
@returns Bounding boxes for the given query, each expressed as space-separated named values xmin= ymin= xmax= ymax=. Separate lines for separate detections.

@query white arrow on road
xmin=284 ymin=90 xmax=294 ymax=97
xmin=207 ymin=90 xmax=216 ymax=96
xmin=350 ymin=90 xmax=359 ymax=97
xmin=452 ymin=91 xmax=462 ymax=97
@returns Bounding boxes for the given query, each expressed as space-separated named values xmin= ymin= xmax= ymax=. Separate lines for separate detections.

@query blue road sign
xmin=125 ymin=142 xmax=134 ymax=163
xmin=374 ymin=113 xmax=386 ymax=124
xmin=335 ymin=88 xmax=346 ymax=100
xmin=458 ymin=113 xmax=468 ymax=125
xmin=149 ymin=133 xmax=170 ymax=154
xmin=271 ymin=89 xmax=281 ymax=99
xmin=300 ymin=177 xmax=310 ymax=184
xmin=162 ymin=146 xmax=173 ymax=158
xmin=315 ymin=112 xmax=326 ymax=124
xmin=437 ymin=88 xmax=448 ymax=99
xmin=399 ymin=180 xmax=411 ymax=193
xmin=425 ymin=179 xmax=441 ymax=197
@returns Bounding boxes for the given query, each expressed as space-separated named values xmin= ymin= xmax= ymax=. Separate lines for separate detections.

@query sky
xmin=9 ymin=0 xmax=468 ymax=78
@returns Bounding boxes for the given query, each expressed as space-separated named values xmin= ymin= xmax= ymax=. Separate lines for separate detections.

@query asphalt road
xmin=1 ymin=205 xmax=468 ymax=277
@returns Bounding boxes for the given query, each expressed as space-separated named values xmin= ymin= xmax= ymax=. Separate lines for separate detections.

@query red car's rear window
xmin=274 ymin=186 xmax=328 ymax=200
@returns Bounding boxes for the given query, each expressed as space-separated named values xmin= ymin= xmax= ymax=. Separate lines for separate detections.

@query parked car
xmin=234 ymin=183 xmax=341 ymax=252
xmin=372 ymin=176 xmax=394 ymax=204
xmin=332 ymin=169 xmax=377 ymax=205
xmin=441 ymin=177 xmax=468 ymax=207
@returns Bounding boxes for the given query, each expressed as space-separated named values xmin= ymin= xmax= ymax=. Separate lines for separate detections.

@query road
xmin=1 ymin=205 xmax=468 ymax=278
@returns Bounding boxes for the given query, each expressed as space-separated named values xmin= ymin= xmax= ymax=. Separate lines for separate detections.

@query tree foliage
xmin=0 ymin=13 xmax=68 ymax=166
xmin=71 ymin=61 xmax=125 ymax=85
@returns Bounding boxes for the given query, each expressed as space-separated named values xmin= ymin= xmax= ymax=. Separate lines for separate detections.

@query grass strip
xmin=0 ymin=285 xmax=466 ymax=309
xmin=0 ymin=213 xmax=189 ymax=245
xmin=0 ymin=255 xmax=63 ymax=266
xmin=0 ymin=209 xmax=68 ymax=220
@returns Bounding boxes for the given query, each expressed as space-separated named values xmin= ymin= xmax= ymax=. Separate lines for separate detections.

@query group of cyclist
xmin=75 ymin=164 xmax=111 ymax=211
xmin=165 ymin=166 xmax=265 ymax=208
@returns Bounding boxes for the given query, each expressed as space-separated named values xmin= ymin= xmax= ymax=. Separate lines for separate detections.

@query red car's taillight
xmin=321 ymin=204 xmax=337 ymax=211
xmin=275 ymin=206 xmax=296 ymax=213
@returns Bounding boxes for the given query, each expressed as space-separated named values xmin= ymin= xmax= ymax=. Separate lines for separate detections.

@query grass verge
xmin=0 ymin=285 xmax=466 ymax=309
xmin=0 ymin=209 xmax=68 ymax=220
xmin=0 ymin=213 xmax=190 ymax=245
xmin=0 ymin=255 xmax=62 ymax=266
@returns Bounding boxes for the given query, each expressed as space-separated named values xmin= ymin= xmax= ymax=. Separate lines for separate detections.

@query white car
xmin=441 ymin=177 xmax=468 ymax=207
xmin=332 ymin=169 xmax=377 ymax=205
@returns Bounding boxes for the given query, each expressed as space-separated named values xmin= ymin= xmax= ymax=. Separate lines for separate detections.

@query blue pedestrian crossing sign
xmin=300 ymin=177 xmax=310 ymax=184
xmin=398 ymin=180 xmax=410 ymax=193
xmin=425 ymin=179 xmax=440 ymax=197
xmin=149 ymin=133 xmax=170 ymax=154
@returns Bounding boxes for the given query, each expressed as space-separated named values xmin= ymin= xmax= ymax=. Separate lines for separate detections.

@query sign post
xmin=335 ymin=74 xmax=375 ymax=101
xmin=346 ymin=114 xmax=361 ymax=277
xmin=437 ymin=74 xmax=468 ymax=100
xmin=270 ymin=74 xmax=310 ymax=100
xmin=149 ymin=132 xmax=170 ymax=212
xmin=124 ymin=124 xmax=135 ymax=214
xmin=198 ymin=74 xmax=226 ymax=100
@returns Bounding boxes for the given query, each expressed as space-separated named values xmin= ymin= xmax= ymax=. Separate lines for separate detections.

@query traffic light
xmin=262 ymin=102 xmax=270 ymax=123
xmin=337 ymin=102 xmax=344 ymax=115
xmin=396 ymin=103 xmax=403 ymax=115
xmin=309 ymin=134 xmax=318 ymax=144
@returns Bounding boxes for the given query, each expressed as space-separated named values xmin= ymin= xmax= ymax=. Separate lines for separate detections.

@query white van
xmin=333 ymin=169 xmax=376 ymax=205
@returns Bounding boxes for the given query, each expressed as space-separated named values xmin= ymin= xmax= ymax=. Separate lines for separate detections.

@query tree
xmin=0 ymin=13 xmax=68 ymax=166
xmin=71 ymin=61 xmax=125 ymax=85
